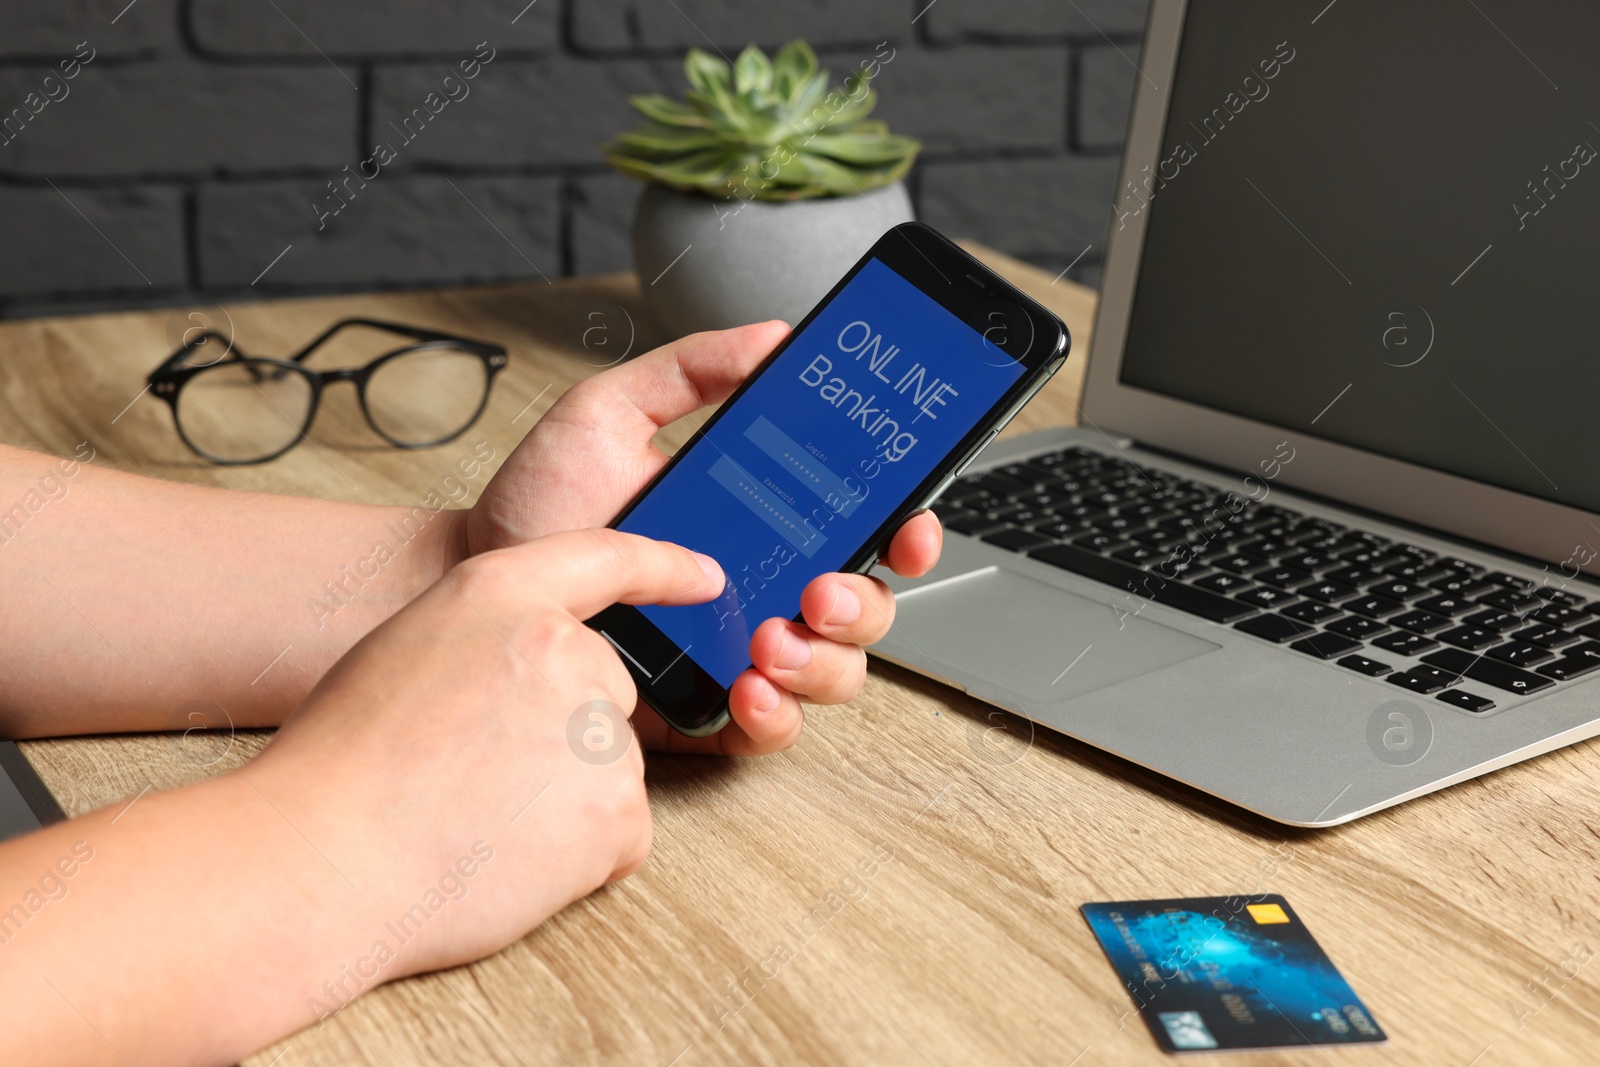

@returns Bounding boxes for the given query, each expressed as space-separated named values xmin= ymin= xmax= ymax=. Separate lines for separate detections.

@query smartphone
xmin=590 ymin=222 xmax=1070 ymax=735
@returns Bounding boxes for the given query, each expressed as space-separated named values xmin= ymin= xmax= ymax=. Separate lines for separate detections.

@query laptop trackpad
xmin=893 ymin=567 xmax=1220 ymax=704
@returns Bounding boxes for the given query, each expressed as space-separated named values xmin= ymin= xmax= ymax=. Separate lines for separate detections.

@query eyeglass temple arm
xmin=149 ymin=331 xmax=252 ymax=380
xmin=286 ymin=318 xmax=504 ymax=364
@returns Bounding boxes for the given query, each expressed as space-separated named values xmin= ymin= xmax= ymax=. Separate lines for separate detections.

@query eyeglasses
xmin=148 ymin=318 xmax=508 ymax=465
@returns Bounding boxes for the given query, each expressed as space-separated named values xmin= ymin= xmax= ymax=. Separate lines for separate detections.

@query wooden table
xmin=4 ymin=247 xmax=1597 ymax=1067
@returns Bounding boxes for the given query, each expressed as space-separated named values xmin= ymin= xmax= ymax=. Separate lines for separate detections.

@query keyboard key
xmin=1338 ymin=654 xmax=1393 ymax=677
xmin=1056 ymin=502 xmax=1108 ymax=522
xmin=1030 ymin=519 xmax=1084 ymax=540
xmin=1537 ymin=647 xmax=1600 ymax=681
xmin=1476 ymin=589 xmax=1542 ymax=615
xmin=1010 ymin=494 xmax=1066 ymax=513
xmin=1132 ymin=527 xmax=1182 ymax=547
xmin=970 ymin=473 xmax=1031 ymax=497
xmin=1093 ymin=515 xmax=1140 ymax=535
xmin=1290 ymin=632 xmax=1362 ymax=659
xmin=1151 ymin=556 xmax=1209 ymax=581
xmin=1195 ymin=572 xmax=1247 ymax=594
xmin=1536 ymin=588 xmax=1590 ymax=609
xmin=945 ymin=512 xmax=1005 ymax=535
xmin=1383 ymin=560 xmax=1448 ymax=582
xmin=1235 ymin=587 xmax=1298 ymax=610
xmin=986 ymin=505 xmax=1044 ymax=526
xmin=1235 ymin=614 xmax=1311 ymax=644
xmin=1327 ymin=616 xmax=1388 ymax=640
xmin=1575 ymin=618 xmax=1600 ymax=641
xmin=1343 ymin=594 xmax=1405 ymax=619
xmin=1373 ymin=631 xmax=1440 ymax=657
xmin=1486 ymin=571 xmax=1537 ymax=593
xmin=1211 ymin=553 xmax=1264 ymax=574
xmin=1325 ymin=565 xmax=1385 ymax=587
xmin=1298 ymin=579 xmax=1358 ymax=603
xmin=1422 ymin=648 xmax=1556 ymax=695
xmin=1254 ymin=564 xmax=1313 ymax=588
xmin=1528 ymin=604 xmax=1588 ymax=628
xmin=1486 ymin=642 xmax=1554 ymax=668
xmin=1026 ymin=543 xmax=1258 ymax=623
xmin=1235 ymin=538 xmax=1290 ymax=559
xmin=1516 ymin=623 xmax=1581 ymax=649
xmin=981 ymin=528 xmax=1053 ymax=552
xmin=1387 ymin=666 xmax=1459 ymax=694
xmin=1072 ymin=532 xmax=1121 ymax=552
xmin=1389 ymin=610 xmax=1452 ymax=634
xmin=993 ymin=462 xmax=1047 ymax=487
xmin=1463 ymin=609 xmax=1524 ymax=633
xmin=1430 ymin=574 xmax=1498 ymax=597
xmin=1416 ymin=594 xmax=1477 ymax=617
xmin=1111 ymin=544 xmax=1161 ymax=566
xmin=1280 ymin=552 xmax=1336 ymax=573
xmin=1282 ymin=601 xmax=1342 ymax=624
xmin=1438 ymin=626 xmax=1500 ymax=651
xmin=1436 ymin=689 xmax=1495 ymax=713
xmin=1368 ymin=580 xmax=1428 ymax=601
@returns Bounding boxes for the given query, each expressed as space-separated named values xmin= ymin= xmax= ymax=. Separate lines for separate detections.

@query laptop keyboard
xmin=933 ymin=445 xmax=1600 ymax=714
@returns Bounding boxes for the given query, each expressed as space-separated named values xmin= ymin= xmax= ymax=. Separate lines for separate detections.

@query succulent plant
xmin=605 ymin=40 xmax=920 ymax=201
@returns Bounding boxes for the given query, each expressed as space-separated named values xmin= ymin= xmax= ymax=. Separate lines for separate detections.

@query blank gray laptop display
xmin=0 ymin=743 xmax=63 ymax=843
xmin=876 ymin=0 xmax=1600 ymax=825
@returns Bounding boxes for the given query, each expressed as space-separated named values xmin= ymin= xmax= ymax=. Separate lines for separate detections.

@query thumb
xmin=514 ymin=528 xmax=725 ymax=620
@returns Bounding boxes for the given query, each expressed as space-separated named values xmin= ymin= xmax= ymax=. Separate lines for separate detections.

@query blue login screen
xmin=619 ymin=257 xmax=1026 ymax=686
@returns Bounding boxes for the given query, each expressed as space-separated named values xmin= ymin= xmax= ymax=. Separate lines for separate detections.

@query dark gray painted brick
xmin=870 ymin=45 xmax=1067 ymax=155
xmin=572 ymin=0 xmax=905 ymax=52
xmin=923 ymin=0 xmax=1148 ymax=40
xmin=190 ymin=0 xmax=555 ymax=57
xmin=198 ymin=175 xmax=560 ymax=290
xmin=918 ymin=155 xmax=1121 ymax=261
xmin=372 ymin=57 xmax=680 ymax=169
xmin=0 ymin=61 xmax=357 ymax=178
xmin=571 ymin=171 xmax=641 ymax=275
xmin=0 ymin=185 xmax=184 ymax=296
xmin=1 ymin=0 xmax=178 ymax=58
xmin=1078 ymin=43 xmax=1139 ymax=150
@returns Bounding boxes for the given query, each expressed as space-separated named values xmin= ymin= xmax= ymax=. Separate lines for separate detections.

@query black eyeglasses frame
xmin=147 ymin=317 xmax=509 ymax=465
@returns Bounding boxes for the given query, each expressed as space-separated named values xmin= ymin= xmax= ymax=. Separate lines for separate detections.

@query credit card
xmin=1080 ymin=895 xmax=1386 ymax=1052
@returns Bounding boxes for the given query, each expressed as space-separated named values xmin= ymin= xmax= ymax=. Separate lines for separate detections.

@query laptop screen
xmin=1117 ymin=0 xmax=1600 ymax=516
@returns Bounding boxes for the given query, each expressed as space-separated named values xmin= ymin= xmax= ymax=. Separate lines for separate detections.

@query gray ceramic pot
xmin=631 ymin=181 xmax=915 ymax=338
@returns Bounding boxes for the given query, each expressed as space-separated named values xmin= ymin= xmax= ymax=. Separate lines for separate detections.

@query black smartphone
xmin=590 ymin=222 xmax=1070 ymax=735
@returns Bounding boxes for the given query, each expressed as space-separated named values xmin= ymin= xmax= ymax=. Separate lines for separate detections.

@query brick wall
xmin=0 ymin=0 xmax=1146 ymax=320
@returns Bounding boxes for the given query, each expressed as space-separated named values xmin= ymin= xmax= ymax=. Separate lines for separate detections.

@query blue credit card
xmin=1080 ymin=895 xmax=1386 ymax=1053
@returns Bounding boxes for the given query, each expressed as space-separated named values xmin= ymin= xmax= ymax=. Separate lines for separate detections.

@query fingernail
xmin=775 ymin=629 xmax=812 ymax=670
xmin=755 ymin=678 xmax=781 ymax=714
xmin=827 ymin=585 xmax=862 ymax=626
xmin=693 ymin=552 xmax=724 ymax=587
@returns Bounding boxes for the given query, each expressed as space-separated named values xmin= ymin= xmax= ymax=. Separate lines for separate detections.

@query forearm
xmin=0 ymin=444 xmax=467 ymax=736
xmin=0 ymin=765 xmax=400 ymax=1066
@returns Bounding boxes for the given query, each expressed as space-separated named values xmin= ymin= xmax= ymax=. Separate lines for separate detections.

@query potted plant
xmin=606 ymin=40 xmax=920 ymax=338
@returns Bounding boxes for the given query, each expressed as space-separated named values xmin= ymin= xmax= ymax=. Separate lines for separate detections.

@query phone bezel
xmin=589 ymin=222 xmax=1070 ymax=735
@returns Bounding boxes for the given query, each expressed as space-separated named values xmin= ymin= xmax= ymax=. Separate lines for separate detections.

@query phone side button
xmin=954 ymin=430 xmax=1000 ymax=478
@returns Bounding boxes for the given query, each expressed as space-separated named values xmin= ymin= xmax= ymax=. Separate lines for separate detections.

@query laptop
xmin=0 ymin=743 xmax=64 ymax=842
xmin=875 ymin=0 xmax=1600 ymax=826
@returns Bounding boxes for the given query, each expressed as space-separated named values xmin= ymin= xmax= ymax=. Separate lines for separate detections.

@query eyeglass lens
xmin=363 ymin=346 xmax=490 ymax=446
xmin=175 ymin=361 xmax=312 ymax=462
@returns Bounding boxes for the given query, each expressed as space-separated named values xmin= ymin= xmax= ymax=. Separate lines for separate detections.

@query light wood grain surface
xmin=3 ymin=247 xmax=1597 ymax=1067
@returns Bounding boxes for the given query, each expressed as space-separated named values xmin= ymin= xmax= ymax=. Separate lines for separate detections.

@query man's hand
xmin=466 ymin=322 xmax=944 ymax=755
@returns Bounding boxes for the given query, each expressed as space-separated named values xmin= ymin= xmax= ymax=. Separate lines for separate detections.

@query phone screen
xmin=616 ymin=256 xmax=1029 ymax=687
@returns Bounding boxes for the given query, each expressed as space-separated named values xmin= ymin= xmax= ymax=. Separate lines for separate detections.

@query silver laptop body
xmin=875 ymin=0 xmax=1600 ymax=825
